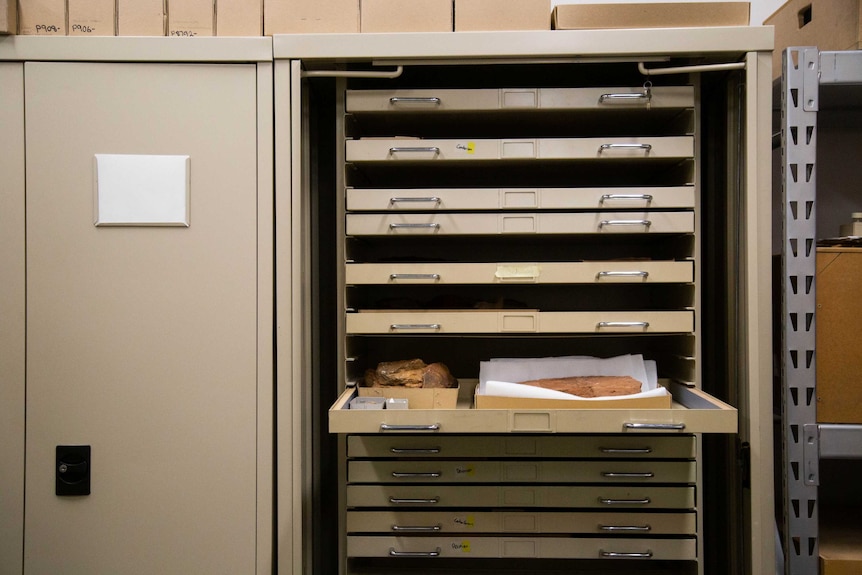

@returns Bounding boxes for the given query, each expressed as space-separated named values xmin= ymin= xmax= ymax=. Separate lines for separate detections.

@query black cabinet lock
xmin=56 ymin=445 xmax=91 ymax=496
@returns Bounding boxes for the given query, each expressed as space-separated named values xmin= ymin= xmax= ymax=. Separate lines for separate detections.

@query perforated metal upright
xmin=780 ymin=46 xmax=820 ymax=574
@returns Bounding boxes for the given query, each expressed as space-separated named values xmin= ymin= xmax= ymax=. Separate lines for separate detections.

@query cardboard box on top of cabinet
xmin=454 ymin=0 xmax=550 ymax=31
xmin=766 ymin=0 xmax=862 ymax=79
xmin=552 ymin=2 xmax=749 ymax=30
xmin=265 ymin=0 xmax=360 ymax=34
xmin=0 ymin=0 xmax=17 ymax=34
xmin=117 ymin=0 xmax=165 ymax=36
xmin=816 ymin=248 xmax=862 ymax=424
xmin=18 ymin=0 xmax=66 ymax=35
xmin=216 ymin=0 xmax=261 ymax=36
xmin=168 ymin=0 xmax=214 ymax=36
xmin=361 ymin=0 xmax=452 ymax=32
xmin=68 ymin=0 xmax=115 ymax=35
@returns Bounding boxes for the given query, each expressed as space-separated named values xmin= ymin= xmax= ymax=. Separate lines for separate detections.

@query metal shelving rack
xmin=780 ymin=47 xmax=862 ymax=575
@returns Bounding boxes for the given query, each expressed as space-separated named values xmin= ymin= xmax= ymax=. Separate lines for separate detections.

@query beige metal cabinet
xmin=275 ymin=28 xmax=774 ymax=575
xmin=2 ymin=38 xmax=274 ymax=575
xmin=0 ymin=60 xmax=26 ymax=575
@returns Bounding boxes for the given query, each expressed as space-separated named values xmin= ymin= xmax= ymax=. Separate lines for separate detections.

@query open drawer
xmin=329 ymin=380 xmax=737 ymax=434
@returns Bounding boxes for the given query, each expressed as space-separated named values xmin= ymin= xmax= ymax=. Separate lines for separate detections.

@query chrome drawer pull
xmin=624 ymin=422 xmax=686 ymax=431
xmin=598 ymin=219 xmax=652 ymax=229
xmin=389 ymin=97 xmax=441 ymax=105
xmin=390 ymin=447 xmax=441 ymax=454
xmin=600 ymin=550 xmax=653 ymax=559
xmin=600 ymin=447 xmax=652 ymax=454
xmin=389 ymin=223 xmax=440 ymax=229
xmin=596 ymin=271 xmax=649 ymax=279
xmin=389 ymin=196 xmax=441 ymax=204
xmin=392 ymin=471 xmax=442 ymax=479
xmin=599 ymin=525 xmax=652 ymax=532
xmin=600 ymin=193 xmax=654 ymax=204
xmin=389 ymin=273 xmax=441 ymax=281
xmin=601 ymin=472 xmax=655 ymax=478
xmin=389 ymin=547 xmax=441 ymax=557
xmin=380 ymin=423 xmax=441 ymax=432
xmin=598 ymin=143 xmax=652 ymax=154
xmin=389 ymin=497 xmax=440 ymax=505
xmin=599 ymin=497 xmax=651 ymax=505
xmin=390 ymin=324 xmax=441 ymax=331
xmin=391 ymin=524 xmax=442 ymax=532
xmin=597 ymin=321 xmax=650 ymax=329
xmin=598 ymin=91 xmax=651 ymax=104
xmin=388 ymin=146 xmax=441 ymax=155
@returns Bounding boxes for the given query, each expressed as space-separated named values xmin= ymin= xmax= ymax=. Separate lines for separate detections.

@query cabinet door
xmin=24 ymin=62 xmax=261 ymax=574
xmin=0 ymin=61 xmax=25 ymax=575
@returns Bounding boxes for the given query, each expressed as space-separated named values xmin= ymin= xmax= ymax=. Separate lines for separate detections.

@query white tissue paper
xmin=477 ymin=354 xmax=668 ymax=401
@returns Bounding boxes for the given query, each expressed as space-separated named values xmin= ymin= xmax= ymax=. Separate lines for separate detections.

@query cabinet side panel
xmin=0 ymin=61 xmax=25 ymax=575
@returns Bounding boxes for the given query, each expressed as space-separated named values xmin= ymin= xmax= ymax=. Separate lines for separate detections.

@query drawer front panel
xmin=346 ymin=86 xmax=695 ymax=113
xmin=346 ymin=261 xmax=695 ymax=285
xmin=347 ymin=435 xmax=697 ymax=459
xmin=345 ymin=211 xmax=694 ymax=235
xmin=346 ymin=485 xmax=695 ymax=509
xmin=346 ymin=510 xmax=698 ymax=535
xmin=348 ymin=460 xmax=696 ymax=484
xmin=346 ymin=137 xmax=694 ymax=162
xmin=346 ymin=535 xmax=697 ymax=560
xmin=346 ymin=311 xmax=694 ymax=334
xmin=346 ymin=186 xmax=696 ymax=211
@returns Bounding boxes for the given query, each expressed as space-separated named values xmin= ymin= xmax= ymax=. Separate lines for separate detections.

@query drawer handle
xmin=601 ymin=472 xmax=655 ymax=478
xmin=391 ymin=524 xmax=442 ymax=532
xmin=598 ymin=143 xmax=652 ymax=154
xmin=598 ymin=90 xmax=651 ymax=104
xmin=389 ymin=497 xmax=440 ymax=505
xmin=389 ymin=196 xmax=441 ymax=204
xmin=624 ymin=422 xmax=686 ymax=431
xmin=596 ymin=271 xmax=649 ymax=280
xmin=598 ymin=219 xmax=652 ymax=229
xmin=380 ymin=423 xmax=441 ymax=432
xmin=389 ymin=223 xmax=440 ymax=230
xmin=599 ymin=524 xmax=652 ymax=532
xmin=600 ymin=447 xmax=652 ymax=454
xmin=389 ymin=97 xmax=441 ymax=105
xmin=600 ymin=550 xmax=653 ymax=559
xmin=392 ymin=471 xmax=442 ymax=479
xmin=599 ymin=497 xmax=651 ymax=505
xmin=600 ymin=193 xmax=654 ymax=204
xmin=389 ymin=547 xmax=441 ymax=557
xmin=390 ymin=447 xmax=441 ymax=454
xmin=389 ymin=273 xmax=441 ymax=281
xmin=390 ymin=324 xmax=441 ymax=331
xmin=596 ymin=321 xmax=650 ymax=330
xmin=388 ymin=146 xmax=441 ymax=155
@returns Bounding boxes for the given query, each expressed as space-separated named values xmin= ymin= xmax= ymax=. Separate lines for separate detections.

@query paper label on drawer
xmin=455 ymin=142 xmax=475 ymax=154
xmin=454 ymin=465 xmax=475 ymax=476
xmin=451 ymin=541 xmax=471 ymax=553
xmin=495 ymin=264 xmax=540 ymax=280
xmin=453 ymin=515 xmax=475 ymax=528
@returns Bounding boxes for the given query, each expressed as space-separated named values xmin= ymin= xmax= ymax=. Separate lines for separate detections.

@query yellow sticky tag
xmin=461 ymin=540 xmax=471 ymax=553
xmin=467 ymin=142 xmax=475 ymax=154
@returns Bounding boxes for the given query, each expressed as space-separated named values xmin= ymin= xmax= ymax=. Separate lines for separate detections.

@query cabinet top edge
xmin=0 ymin=36 xmax=273 ymax=63
xmin=273 ymin=27 xmax=774 ymax=61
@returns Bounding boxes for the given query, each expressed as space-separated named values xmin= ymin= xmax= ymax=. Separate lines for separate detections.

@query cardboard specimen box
xmin=69 ymin=0 xmax=115 ymax=35
xmin=216 ymin=0 xmax=262 ymax=36
xmin=1 ymin=0 xmax=17 ymax=34
xmin=454 ymin=0 xmax=550 ymax=31
xmin=117 ymin=0 xmax=166 ymax=36
xmin=553 ymin=2 xmax=750 ymax=30
xmin=359 ymin=384 xmax=459 ymax=409
xmin=18 ymin=0 xmax=66 ymax=35
xmin=169 ymin=0 xmax=214 ymax=36
xmin=265 ymin=0 xmax=360 ymax=34
xmin=361 ymin=0 xmax=453 ymax=33
xmin=816 ymin=248 xmax=862 ymax=424
xmin=766 ymin=0 xmax=862 ymax=79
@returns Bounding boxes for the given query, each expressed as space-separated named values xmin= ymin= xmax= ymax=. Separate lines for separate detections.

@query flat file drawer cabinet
xmin=275 ymin=28 xmax=774 ymax=575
